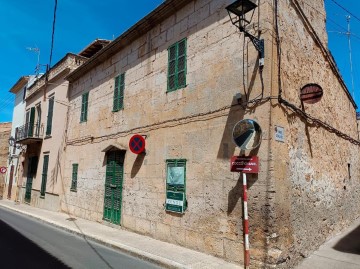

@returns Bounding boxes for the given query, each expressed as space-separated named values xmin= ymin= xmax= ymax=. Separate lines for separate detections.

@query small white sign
xmin=166 ymin=199 xmax=184 ymax=206
xmin=275 ymin=126 xmax=285 ymax=142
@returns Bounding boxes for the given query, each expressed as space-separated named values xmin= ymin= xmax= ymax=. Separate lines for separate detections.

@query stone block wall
xmin=265 ymin=1 xmax=360 ymax=268
xmin=62 ymin=0 xmax=272 ymax=264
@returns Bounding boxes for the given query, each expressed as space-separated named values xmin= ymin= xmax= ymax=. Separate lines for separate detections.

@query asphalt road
xmin=0 ymin=206 xmax=161 ymax=269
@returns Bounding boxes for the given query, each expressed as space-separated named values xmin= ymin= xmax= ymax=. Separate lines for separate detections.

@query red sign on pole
xmin=230 ymin=156 xmax=259 ymax=173
xmin=0 ymin=167 xmax=7 ymax=174
xmin=129 ymin=134 xmax=146 ymax=154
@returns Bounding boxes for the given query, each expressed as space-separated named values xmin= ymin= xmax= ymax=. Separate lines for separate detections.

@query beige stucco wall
xmin=22 ymin=56 xmax=84 ymax=211
xmin=60 ymin=0 xmax=360 ymax=268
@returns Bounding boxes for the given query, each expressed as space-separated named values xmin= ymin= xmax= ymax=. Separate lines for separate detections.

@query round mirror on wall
xmin=232 ymin=119 xmax=262 ymax=150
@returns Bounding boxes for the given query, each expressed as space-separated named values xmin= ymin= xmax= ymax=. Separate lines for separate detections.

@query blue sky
xmin=1 ymin=0 xmax=360 ymax=122
xmin=325 ymin=0 xmax=360 ymax=108
xmin=0 ymin=0 xmax=163 ymax=122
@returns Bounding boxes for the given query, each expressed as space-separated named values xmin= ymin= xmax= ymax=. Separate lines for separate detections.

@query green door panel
xmin=103 ymin=151 xmax=124 ymax=225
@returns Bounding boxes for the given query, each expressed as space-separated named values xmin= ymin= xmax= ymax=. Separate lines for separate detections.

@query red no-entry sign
xmin=129 ymin=134 xmax=146 ymax=154
xmin=230 ymin=156 xmax=259 ymax=173
xmin=0 ymin=167 xmax=7 ymax=174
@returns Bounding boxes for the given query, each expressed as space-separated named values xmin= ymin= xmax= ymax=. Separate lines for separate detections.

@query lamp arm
xmin=244 ymin=31 xmax=265 ymax=59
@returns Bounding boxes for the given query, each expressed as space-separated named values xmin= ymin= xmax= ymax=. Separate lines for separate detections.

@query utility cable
xmin=49 ymin=0 xmax=58 ymax=68
xmin=274 ymin=0 xmax=360 ymax=147
xmin=330 ymin=0 xmax=360 ymax=24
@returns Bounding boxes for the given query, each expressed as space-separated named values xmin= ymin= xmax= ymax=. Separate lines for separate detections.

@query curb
xmin=0 ymin=203 xmax=185 ymax=269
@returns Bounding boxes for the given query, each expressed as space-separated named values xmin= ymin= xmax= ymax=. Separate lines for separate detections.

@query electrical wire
xmin=330 ymin=0 xmax=360 ymax=24
xmin=49 ymin=0 xmax=58 ymax=68
xmin=274 ymin=0 xmax=360 ymax=147
xmin=301 ymin=1 xmax=360 ymax=42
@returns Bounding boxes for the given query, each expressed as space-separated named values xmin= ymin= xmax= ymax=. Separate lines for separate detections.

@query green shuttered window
xmin=167 ymin=38 xmax=187 ymax=92
xmin=113 ymin=73 xmax=125 ymax=112
xmin=71 ymin=164 xmax=78 ymax=191
xmin=80 ymin=92 xmax=89 ymax=122
xmin=40 ymin=155 xmax=49 ymax=197
xmin=46 ymin=96 xmax=54 ymax=135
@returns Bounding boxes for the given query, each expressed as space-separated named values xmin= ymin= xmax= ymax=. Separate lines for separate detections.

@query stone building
xmin=14 ymin=40 xmax=110 ymax=210
xmin=0 ymin=122 xmax=12 ymax=199
xmin=41 ymin=0 xmax=360 ymax=268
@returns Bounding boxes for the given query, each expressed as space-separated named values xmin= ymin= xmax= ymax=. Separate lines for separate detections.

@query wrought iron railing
xmin=15 ymin=121 xmax=42 ymax=142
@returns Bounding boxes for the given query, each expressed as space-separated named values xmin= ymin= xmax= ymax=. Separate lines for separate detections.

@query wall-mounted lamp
xmin=8 ymin=136 xmax=15 ymax=146
xmin=226 ymin=0 xmax=265 ymax=66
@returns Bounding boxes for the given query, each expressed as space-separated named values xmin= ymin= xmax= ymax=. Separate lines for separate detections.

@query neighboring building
xmin=15 ymin=39 xmax=109 ymax=211
xmin=4 ymin=75 xmax=36 ymax=201
xmin=0 ymin=122 xmax=12 ymax=199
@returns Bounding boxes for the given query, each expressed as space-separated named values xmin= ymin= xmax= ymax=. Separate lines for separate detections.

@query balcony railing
xmin=15 ymin=121 xmax=43 ymax=143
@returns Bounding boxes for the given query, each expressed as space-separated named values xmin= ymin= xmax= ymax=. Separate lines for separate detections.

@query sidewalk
xmin=296 ymin=217 xmax=360 ymax=269
xmin=0 ymin=200 xmax=242 ymax=269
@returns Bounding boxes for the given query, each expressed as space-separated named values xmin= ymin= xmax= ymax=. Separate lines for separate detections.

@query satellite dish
xmin=232 ymin=119 xmax=262 ymax=150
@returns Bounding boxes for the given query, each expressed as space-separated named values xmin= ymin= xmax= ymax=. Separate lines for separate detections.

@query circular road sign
xmin=0 ymin=167 xmax=7 ymax=174
xmin=129 ymin=134 xmax=146 ymax=154
xmin=232 ymin=119 xmax=262 ymax=150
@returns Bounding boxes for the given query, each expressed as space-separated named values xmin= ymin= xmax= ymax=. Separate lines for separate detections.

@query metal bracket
xmin=228 ymin=10 xmax=265 ymax=66
xmin=240 ymin=26 xmax=265 ymax=66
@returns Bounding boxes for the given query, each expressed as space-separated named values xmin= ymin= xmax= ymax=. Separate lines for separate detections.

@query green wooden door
xmin=25 ymin=156 xmax=37 ymax=203
xmin=103 ymin=151 xmax=124 ymax=225
xmin=28 ymin=107 xmax=35 ymax=137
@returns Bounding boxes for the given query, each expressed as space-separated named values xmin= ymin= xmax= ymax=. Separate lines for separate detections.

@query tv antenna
xmin=26 ymin=46 xmax=42 ymax=76
xmin=329 ymin=15 xmax=356 ymax=103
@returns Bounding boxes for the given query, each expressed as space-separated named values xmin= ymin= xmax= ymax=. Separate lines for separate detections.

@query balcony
xmin=15 ymin=122 xmax=43 ymax=145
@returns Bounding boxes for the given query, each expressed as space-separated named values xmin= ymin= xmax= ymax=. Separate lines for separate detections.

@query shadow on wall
xmin=217 ymin=96 xmax=245 ymax=160
xmin=333 ymin=225 xmax=360 ymax=254
xmin=131 ymin=152 xmax=145 ymax=178
xmin=227 ymin=173 xmax=257 ymax=215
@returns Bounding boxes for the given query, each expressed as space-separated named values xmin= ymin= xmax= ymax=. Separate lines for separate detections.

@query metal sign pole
xmin=243 ymin=172 xmax=250 ymax=268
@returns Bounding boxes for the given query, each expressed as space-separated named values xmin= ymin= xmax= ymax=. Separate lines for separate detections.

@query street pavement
xmin=296 ymin=218 xmax=360 ymax=269
xmin=0 ymin=199 xmax=242 ymax=269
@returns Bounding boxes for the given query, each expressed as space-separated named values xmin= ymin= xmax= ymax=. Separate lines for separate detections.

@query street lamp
xmin=226 ymin=0 xmax=265 ymax=66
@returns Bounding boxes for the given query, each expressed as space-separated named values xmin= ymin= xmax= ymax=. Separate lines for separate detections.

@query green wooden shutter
xmin=113 ymin=76 xmax=120 ymax=111
xmin=167 ymin=39 xmax=187 ymax=92
xmin=113 ymin=73 xmax=125 ymax=111
xmin=177 ymin=39 xmax=187 ymax=88
xmin=119 ymin=73 xmax=124 ymax=110
xmin=40 ymin=155 xmax=49 ymax=197
xmin=113 ymin=152 xmax=123 ymax=224
xmin=167 ymin=45 xmax=177 ymax=91
xmin=28 ymin=107 xmax=35 ymax=137
xmin=71 ymin=163 xmax=78 ymax=191
xmin=80 ymin=92 xmax=89 ymax=122
xmin=46 ymin=97 xmax=54 ymax=135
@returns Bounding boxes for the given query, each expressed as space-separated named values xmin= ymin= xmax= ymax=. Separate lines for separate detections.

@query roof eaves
xmin=9 ymin=76 xmax=30 ymax=94
xmin=66 ymin=0 xmax=191 ymax=82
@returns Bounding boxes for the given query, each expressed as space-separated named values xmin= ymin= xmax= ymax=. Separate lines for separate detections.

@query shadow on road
xmin=333 ymin=225 xmax=360 ymax=254
xmin=0 ymin=219 xmax=70 ymax=268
